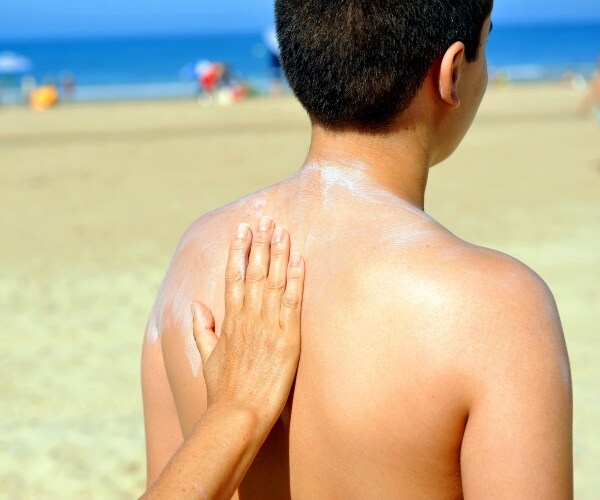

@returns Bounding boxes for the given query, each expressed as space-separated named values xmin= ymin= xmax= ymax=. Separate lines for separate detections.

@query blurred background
xmin=0 ymin=0 xmax=599 ymax=104
xmin=0 ymin=0 xmax=599 ymax=498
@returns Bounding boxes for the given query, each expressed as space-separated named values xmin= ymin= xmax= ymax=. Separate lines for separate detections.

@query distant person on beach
xmin=196 ymin=60 xmax=248 ymax=105
xmin=143 ymin=1 xmax=573 ymax=498
xmin=61 ymin=72 xmax=76 ymax=101
xmin=578 ymin=56 xmax=600 ymax=122
xmin=20 ymin=75 xmax=36 ymax=104
xmin=196 ymin=60 xmax=223 ymax=98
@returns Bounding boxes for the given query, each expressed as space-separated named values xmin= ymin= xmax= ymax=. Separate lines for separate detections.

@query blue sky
xmin=1 ymin=0 xmax=600 ymax=39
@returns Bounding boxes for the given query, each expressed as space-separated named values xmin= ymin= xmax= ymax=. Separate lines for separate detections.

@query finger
xmin=244 ymin=216 xmax=275 ymax=312
xmin=225 ymin=222 xmax=252 ymax=315
xmin=262 ymin=226 xmax=290 ymax=319
xmin=192 ymin=301 xmax=218 ymax=365
xmin=280 ymin=253 xmax=305 ymax=334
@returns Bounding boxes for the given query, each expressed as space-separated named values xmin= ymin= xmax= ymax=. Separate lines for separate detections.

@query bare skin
xmin=143 ymin=223 xmax=305 ymax=499
xmin=142 ymin=17 xmax=572 ymax=499
xmin=578 ymin=58 xmax=600 ymax=119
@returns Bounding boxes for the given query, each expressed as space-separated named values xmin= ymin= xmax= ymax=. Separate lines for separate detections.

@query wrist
xmin=204 ymin=402 xmax=272 ymax=446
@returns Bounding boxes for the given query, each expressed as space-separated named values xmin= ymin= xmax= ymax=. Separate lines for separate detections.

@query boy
xmin=143 ymin=1 xmax=572 ymax=497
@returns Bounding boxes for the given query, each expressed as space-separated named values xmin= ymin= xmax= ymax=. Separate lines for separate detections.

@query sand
xmin=0 ymin=84 xmax=598 ymax=498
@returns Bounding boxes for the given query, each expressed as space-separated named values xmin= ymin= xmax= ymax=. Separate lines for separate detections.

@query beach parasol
xmin=179 ymin=59 xmax=215 ymax=81
xmin=263 ymin=27 xmax=280 ymax=57
xmin=0 ymin=51 xmax=33 ymax=75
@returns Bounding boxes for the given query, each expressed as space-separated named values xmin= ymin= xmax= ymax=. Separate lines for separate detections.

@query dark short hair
xmin=275 ymin=0 xmax=493 ymax=131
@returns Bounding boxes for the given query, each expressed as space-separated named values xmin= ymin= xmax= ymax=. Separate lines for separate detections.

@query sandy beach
xmin=0 ymin=84 xmax=598 ymax=498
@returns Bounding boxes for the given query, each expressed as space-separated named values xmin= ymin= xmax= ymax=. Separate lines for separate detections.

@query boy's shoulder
xmin=147 ymin=191 xmax=268 ymax=341
xmin=367 ymin=225 xmax=561 ymax=348
xmin=172 ymin=187 xmax=274 ymax=262
xmin=361 ymin=228 xmax=567 ymax=406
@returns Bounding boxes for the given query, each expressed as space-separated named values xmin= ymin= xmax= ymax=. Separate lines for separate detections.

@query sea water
xmin=487 ymin=22 xmax=599 ymax=81
xmin=0 ymin=23 xmax=598 ymax=103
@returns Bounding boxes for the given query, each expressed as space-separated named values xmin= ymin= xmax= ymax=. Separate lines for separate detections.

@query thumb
xmin=191 ymin=301 xmax=217 ymax=365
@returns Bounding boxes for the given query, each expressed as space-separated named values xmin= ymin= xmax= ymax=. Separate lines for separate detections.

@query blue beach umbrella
xmin=263 ymin=27 xmax=280 ymax=57
xmin=0 ymin=51 xmax=33 ymax=76
xmin=179 ymin=60 xmax=213 ymax=81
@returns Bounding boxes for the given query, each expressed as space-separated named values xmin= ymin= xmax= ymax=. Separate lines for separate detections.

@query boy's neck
xmin=305 ymin=121 xmax=433 ymax=210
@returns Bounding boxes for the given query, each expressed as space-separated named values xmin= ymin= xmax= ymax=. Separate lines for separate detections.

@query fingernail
xmin=290 ymin=253 xmax=302 ymax=267
xmin=259 ymin=216 xmax=272 ymax=232
xmin=237 ymin=223 xmax=250 ymax=239
xmin=272 ymin=227 xmax=284 ymax=243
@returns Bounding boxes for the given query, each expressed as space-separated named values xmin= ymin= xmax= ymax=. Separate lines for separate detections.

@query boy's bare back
xmin=143 ymin=163 xmax=571 ymax=498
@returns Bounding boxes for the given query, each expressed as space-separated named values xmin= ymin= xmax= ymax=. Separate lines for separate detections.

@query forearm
xmin=142 ymin=404 xmax=269 ymax=500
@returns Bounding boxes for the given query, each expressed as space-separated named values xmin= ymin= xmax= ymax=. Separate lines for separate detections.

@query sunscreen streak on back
xmin=151 ymin=160 xmax=441 ymax=373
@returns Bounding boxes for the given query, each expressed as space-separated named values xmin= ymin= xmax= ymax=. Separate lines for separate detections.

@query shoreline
xmin=1 ymin=63 xmax=597 ymax=106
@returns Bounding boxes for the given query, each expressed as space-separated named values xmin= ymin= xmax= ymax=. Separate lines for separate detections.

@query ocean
xmin=0 ymin=23 xmax=598 ymax=103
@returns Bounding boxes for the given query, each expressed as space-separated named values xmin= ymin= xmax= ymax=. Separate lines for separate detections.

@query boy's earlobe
xmin=439 ymin=42 xmax=465 ymax=108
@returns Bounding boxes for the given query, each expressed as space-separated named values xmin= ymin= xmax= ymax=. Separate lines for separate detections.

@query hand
xmin=191 ymin=216 xmax=305 ymax=432
xmin=141 ymin=218 xmax=304 ymax=499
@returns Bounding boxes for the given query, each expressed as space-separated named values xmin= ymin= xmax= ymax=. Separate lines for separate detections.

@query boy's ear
xmin=438 ymin=42 xmax=465 ymax=108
